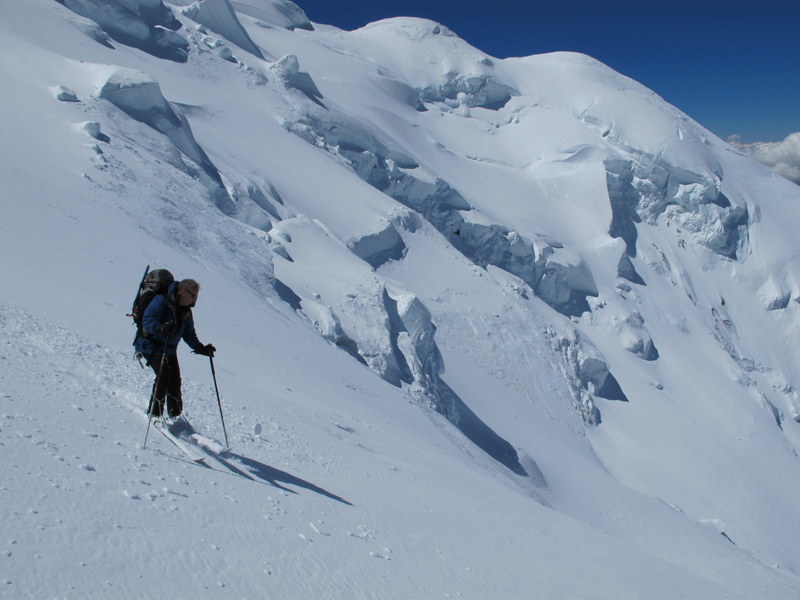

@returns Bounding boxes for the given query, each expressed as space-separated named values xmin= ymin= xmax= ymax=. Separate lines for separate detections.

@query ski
xmin=153 ymin=420 xmax=208 ymax=464
xmin=168 ymin=417 xmax=254 ymax=480
xmin=169 ymin=417 xmax=230 ymax=455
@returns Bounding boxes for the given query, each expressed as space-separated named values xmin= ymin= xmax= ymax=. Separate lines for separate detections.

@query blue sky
xmin=294 ymin=0 xmax=798 ymax=143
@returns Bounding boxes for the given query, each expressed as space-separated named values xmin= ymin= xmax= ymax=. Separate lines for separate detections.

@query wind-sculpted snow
xmin=98 ymin=68 xmax=234 ymax=214
xmin=182 ymin=0 xmax=264 ymax=59
xmin=57 ymin=0 xmax=188 ymax=61
xmin=286 ymin=114 xmax=418 ymax=170
xmin=231 ymin=0 xmax=313 ymax=31
xmin=268 ymin=55 xmax=323 ymax=105
xmin=61 ymin=10 xmax=115 ymax=48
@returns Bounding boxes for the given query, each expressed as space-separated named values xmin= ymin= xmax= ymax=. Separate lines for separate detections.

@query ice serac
xmin=419 ymin=73 xmax=516 ymax=111
xmin=347 ymin=222 xmax=407 ymax=269
xmin=182 ymin=0 xmax=264 ymax=59
xmin=271 ymin=217 xmax=526 ymax=476
xmin=386 ymin=173 xmax=598 ymax=317
xmin=98 ymin=69 xmax=234 ymax=214
xmin=57 ymin=0 xmax=188 ymax=61
xmin=549 ymin=328 xmax=633 ymax=424
xmin=286 ymin=114 xmax=598 ymax=317
xmin=230 ymin=0 xmax=313 ymax=31
xmin=269 ymin=55 xmax=324 ymax=105
xmin=605 ymin=155 xmax=749 ymax=261
xmin=389 ymin=292 xmax=527 ymax=476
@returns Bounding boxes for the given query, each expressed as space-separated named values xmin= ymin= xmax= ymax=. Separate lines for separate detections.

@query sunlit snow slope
xmin=2 ymin=1 xmax=800 ymax=598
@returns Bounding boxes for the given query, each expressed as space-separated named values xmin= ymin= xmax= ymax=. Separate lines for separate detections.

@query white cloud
xmin=728 ymin=132 xmax=800 ymax=184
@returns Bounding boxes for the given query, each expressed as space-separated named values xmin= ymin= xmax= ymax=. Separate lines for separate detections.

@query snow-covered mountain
xmin=3 ymin=1 xmax=800 ymax=597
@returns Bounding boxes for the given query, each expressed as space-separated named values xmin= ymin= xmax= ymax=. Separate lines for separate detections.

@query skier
xmin=135 ymin=278 xmax=216 ymax=418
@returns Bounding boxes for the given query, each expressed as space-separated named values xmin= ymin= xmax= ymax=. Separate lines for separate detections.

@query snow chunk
xmin=578 ymin=358 xmax=628 ymax=402
xmin=757 ymin=277 xmax=792 ymax=311
xmin=348 ymin=222 xmax=407 ymax=269
xmin=419 ymin=73 xmax=516 ymax=111
xmin=99 ymin=69 xmax=199 ymax=161
xmin=605 ymin=159 xmax=642 ymax=258
xmin=269 ymin=55 xmax=323 ymax=104
xmin=53 ymin=86 xmax=80 ymax=103
xmin=394 ymin=293 xmax=442 ymax=387
xmin=60 ymin=0 xmax=187 ymax=61
xmin=182 ymin=0 xmax=264 ymax=59
xmin=230 ymin=0 xmax=312 ymax=31
xmin=611 ymin=311 xmax=659 ymax=360
xmin=76 ymin=121 xmax=110 ymax=143
xmin=551 ymin=329 xmax=630 ymax=424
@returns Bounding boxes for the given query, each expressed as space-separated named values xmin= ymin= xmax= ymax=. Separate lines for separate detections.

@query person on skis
xmin=135 ymin=278 xmax=215 ymax=418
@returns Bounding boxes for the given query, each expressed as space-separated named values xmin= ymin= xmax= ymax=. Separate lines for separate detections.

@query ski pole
xmin=143 ymin=341 xmax=169 ymax=448
xmin=209 ymin=355 xmax=229 ymax=449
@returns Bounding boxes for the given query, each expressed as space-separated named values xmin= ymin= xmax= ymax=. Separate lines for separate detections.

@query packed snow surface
xmin=3 ymin=1 xmax=800 ymax=598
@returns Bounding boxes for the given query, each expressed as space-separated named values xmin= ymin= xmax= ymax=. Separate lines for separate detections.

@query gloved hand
xmin=195 ymin=343 xmax=216 ymax=357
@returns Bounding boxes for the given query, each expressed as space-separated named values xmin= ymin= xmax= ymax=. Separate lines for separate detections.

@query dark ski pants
xmin=145 ymin=353 xmax=183 ymax=417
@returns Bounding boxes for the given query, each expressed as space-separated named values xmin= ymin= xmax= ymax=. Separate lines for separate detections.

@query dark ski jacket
xmin=134 ymin=282 xmax=203 ymax=356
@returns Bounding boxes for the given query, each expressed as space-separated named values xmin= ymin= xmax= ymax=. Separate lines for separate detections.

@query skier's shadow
xmin=225 ymin=451 xmax=353 ymax=506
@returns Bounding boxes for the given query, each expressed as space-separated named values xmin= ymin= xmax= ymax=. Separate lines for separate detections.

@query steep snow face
xmin=98 ymin=67 xmax=234 ymax=213
xmin=230 ymin=0 xmax=312 ymax=31
xmin=181 ymin=0 xmax=265 ymax=59
xmin=4 ymin=1 xmax=800 ymax=598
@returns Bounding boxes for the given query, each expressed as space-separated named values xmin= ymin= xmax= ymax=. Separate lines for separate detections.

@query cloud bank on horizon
xmin=730 ymin=132 xmax=800 ymax=185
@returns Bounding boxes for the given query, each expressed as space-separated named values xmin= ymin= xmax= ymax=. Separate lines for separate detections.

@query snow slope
xmin=3 ymin=1 xmax=800 ymax=598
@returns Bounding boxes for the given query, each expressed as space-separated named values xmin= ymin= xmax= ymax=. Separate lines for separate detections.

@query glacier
xmin=3 ymin=0 xmax=800 ymax=598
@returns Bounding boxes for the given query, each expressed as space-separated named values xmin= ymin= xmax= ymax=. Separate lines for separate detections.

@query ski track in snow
xmin=1 ymin=300 xmax=443 ymax=599
xmin=0 ymin=302 xmax=362 ymax=596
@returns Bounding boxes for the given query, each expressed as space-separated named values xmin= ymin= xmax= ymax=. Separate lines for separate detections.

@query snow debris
xmin=53 ymin=85 xmax=80 ymax=102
